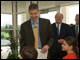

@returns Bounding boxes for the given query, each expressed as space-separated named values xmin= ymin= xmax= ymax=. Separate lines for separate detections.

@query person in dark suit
xmin=50 ymin=13 xmax=73 ymax=59
xmin=70 ymin=14 xmax=79 ymax=47
xmin=20 ymin=3 xmax=54 ymax=59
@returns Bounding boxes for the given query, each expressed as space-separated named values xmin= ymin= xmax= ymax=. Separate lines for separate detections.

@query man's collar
xmin=56 ymin=22 xmax=62 ymax=27
xmin=31 ymin=18 xmax=39 ymax=24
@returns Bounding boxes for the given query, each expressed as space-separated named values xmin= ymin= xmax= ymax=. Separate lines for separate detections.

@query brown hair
xmin=64 ymin=36 xmax=79 ymax=59
xmin=69 ymin=24 xmax=74 ymax=27
xmin=29 ymin=3 xmax=39 ymax=11
xmin=21 ymin=46 xmax=38 ymax=59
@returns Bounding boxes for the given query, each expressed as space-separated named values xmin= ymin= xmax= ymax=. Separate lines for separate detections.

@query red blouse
xmin=62 ymin=52 xmax=77 ymax=59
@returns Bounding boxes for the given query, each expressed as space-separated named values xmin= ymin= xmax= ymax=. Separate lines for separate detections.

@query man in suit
xmin=70 ymin=14 xmax=79 ymax=47
xmin=20 ymin=3 xmax=54 ymax=59
xmin=50 ymin=13 xmax=73 ymax=59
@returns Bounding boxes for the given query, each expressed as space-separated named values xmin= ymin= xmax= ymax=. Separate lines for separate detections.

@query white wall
xmin=60 ymin=4 xmax=79 ymax=24
xmin=60 ymin=7 xmax=67 ymax=23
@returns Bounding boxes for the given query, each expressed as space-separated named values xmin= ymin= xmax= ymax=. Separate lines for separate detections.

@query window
xmin=1 ymin=14 xmax=13 ymax=29
xmin=1 ymin=1 xmax=12 ymax=13
xmin=60 ymin=4 xmax=79 ymax=24
xmin=1 ymin=1 xmax=30 ymax=59
xmin=1 ymin=30 xmax=14 ymax=45
xmin=1 ymin=1 xmax=13 ymax=59
xmin=17 ymin=13 xmax=26 ymax=29
xmin=17 ymin=1 xmax=26 ymax=13
xmin=40 ymin=11 xmax=57 ymax=24
xmin=1 ymin=46 xmax=11 ymax=59
xmin=68 ymin=5 xmax=79 ymax=24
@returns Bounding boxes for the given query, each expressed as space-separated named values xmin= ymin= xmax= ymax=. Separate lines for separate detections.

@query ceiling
xmin=1 ymin=1 xmax=79 ymax=13
xmin=1 ymin=1 xmax=79 ymax=5
xmin=1 ymin=1 xmax=5 ymax=3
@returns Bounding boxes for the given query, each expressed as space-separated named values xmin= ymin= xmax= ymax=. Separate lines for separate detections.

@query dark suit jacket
xmin=50 ymin=23 xmax=73 ymax=58
xmin=70 ymin=25 xmax=79 ymax=47
xmin=20 ymin=18 xmax=54 ymax=58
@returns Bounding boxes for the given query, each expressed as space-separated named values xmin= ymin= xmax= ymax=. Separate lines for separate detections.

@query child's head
xmin=61 ymin=36 xmax=78 ymax=52
xmin=21 ymin=46 xmax=38 ymax=59
xmin=61 ymin=36 xmax=79 ymax=59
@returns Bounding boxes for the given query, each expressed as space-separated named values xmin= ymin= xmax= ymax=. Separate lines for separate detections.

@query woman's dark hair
xmin=29 ymin=3 xmax=39 ymax=11
xmin=21 ymin=46 xmax=38 ymax=59
xmin=64 ymin=36 xmax=79 ymax=59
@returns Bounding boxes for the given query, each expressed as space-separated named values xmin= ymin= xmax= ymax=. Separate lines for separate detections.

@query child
xmin=21 ymin=46 xmax=38 ymax=59
xmin=61 ymin=36 xmax=79 ymax=59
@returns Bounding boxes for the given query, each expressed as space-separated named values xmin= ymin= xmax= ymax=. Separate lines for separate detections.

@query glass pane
xmin=1 ymin=14 xmax=13 ymax=29
xmin=68 ymin=6 xmax=79 ymax=24
xmin=1 ymin=46 xmax=11 ymax=59
xmin=1 ymin=1 xmax=12 ymax=13
xmin=16 ymin=30 xmax=21 ymax=54
xmin=48 ymin=11 xmax=57 ymax=24
xmin=17 ymin=1 xmax=30 ymax=13
xmin=38 ymin=1 xmax=55 ymax=10
xmin=17 ymin=13 xmax=26 ymax=29
xmin=18 ymin=46 xmax=21 ymax=57
xmin=40 ymin=11 xmax=57 ymax=24
xmin=1 ymin=46 xmax=20 ymax=59
xmin=1 ymin=30 xmax=14 ymax=46
xmin=16 ymin=30 xmax=20 ymax=45
xmin=60 ymin=4 xmax=79 ymax=24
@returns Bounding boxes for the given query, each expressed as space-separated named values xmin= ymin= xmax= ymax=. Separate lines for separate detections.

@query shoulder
xmin=61 ymin=23 xmax=69 ymax=26
xmin=39 ymin=18 xmax=51 ymax=24
xmin=67 ymin=53 xmax=77 ymax=59
xmin=62 ymin=53 xmax=77 ymax=59
xmin=51 ymin=23 xmax=56 ymax=26
xmin=62 ymin=55 xmax=68 ymax=59
xmin=39 ymin=18 xmax=49 ymax=20
xmin=71 ymin=25 xmax=75 ymax=28
xmin=70 ymin=53 xmax=77 ymax=59
xmin=21 ymin=19 xmax=30 ymax=26
xmin=61 ymin=23 xmax=71 ymax=29
xmin=39 ymin=18 xmax=50 ymax=22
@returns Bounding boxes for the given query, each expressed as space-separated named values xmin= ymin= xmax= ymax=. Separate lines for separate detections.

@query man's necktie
xmin=57 ymin=25 xmax=59 ymax=37
xmin=75 ymin=26 xmax=78 ymax=38
xmin=33 ymin=22 xmax=38 ymax=49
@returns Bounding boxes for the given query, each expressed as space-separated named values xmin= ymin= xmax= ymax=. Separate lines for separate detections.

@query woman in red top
xmin=61 ymin=36 xmax=79 ymax=59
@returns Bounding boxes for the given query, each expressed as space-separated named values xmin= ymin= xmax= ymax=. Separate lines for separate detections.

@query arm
xmin=41 ymin=20 xmax=54 ymax=53
xmin=46 ymin=20 xmax=54 ymax=49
